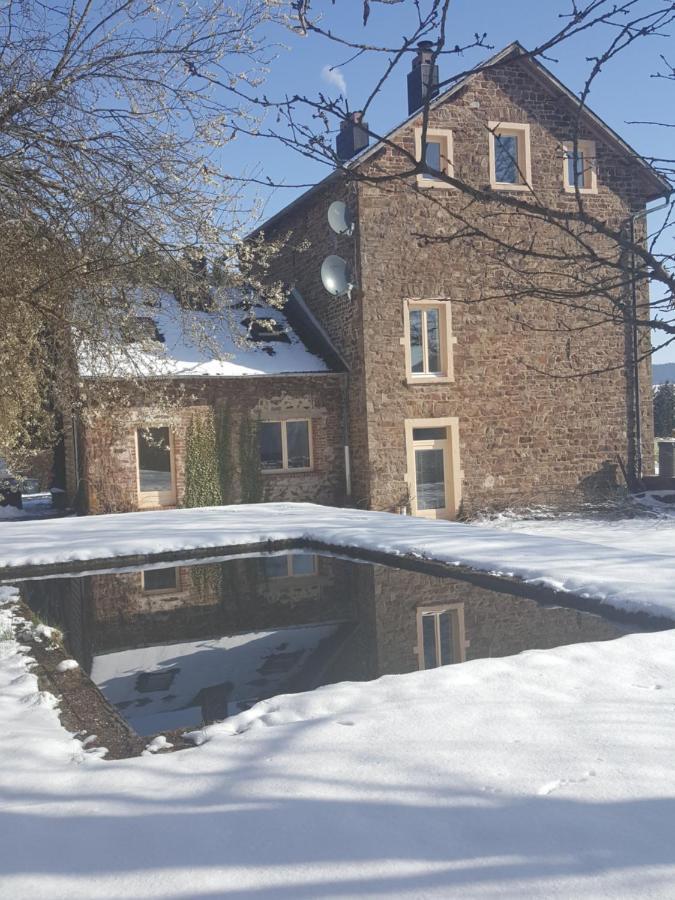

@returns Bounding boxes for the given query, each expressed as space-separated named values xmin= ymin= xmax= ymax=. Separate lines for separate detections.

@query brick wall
xmin=80 ymin=373 xmax=346 ymax=514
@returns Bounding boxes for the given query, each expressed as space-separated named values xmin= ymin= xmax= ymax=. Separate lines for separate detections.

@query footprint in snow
xmin=538 ymin=771 xmax=597 ymax=796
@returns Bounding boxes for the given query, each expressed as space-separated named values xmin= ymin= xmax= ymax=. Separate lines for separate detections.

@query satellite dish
xmin=327 ymin=200 xmax=354 ymax=236
xmin=321 ymin=255 xmax=352 ymax=297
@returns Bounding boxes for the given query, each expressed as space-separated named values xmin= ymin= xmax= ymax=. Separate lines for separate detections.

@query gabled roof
xmin=251 ymin=41 xmax=671 ymax=237
xmin=78 ymin=289 xmax=343 ymax=380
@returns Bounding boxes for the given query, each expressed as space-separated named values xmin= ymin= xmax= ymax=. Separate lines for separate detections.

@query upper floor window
xmin=403 ymin=300 xmax=454 ymax=383
xmin=489 ymin=122 xmax=532 ymax=190
xmin=259 ymin=419 xmax=312 ymax=472
xmin=563 ymin=139 xmax=597 ymax=194
xmin=414 ymin=127 xmax=454 ymax=188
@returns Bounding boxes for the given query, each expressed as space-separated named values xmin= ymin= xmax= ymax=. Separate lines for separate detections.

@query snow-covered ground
xmin=2 ymin=502 xmax=675 ymax=618
xmin=2 ymin=503 xmax=675 ymax=898
xmin=2 ymin=583 xmax=675 ymax=898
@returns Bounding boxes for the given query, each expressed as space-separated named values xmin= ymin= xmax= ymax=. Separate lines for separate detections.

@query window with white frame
xmin=259 ymin=419 xmax=312 ymax=472
xmin=404 ymin=300 xmax=454 ymax=382
xmin=417 ymin=604 xmax=466 ymax=669
xmin=489 ymin=122 xmax=531 ymax=189
xmin=563 ymin=139 xmax=597 ymax=193
xmin=414 ymin=128 xmax=453 ymax=187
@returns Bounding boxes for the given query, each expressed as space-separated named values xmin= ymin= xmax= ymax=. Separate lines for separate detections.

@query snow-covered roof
xmin=78 ymin=290 xmax=332 ymax=380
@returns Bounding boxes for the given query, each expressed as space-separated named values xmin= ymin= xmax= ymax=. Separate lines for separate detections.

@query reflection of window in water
xmin=262 ymin=554 xmax=318 ymax=578
xmin=142 ymin=567 xmax=178 ymax=593
xmin=135 ymin=668 xmax=179 ymax=693
xmin=417 ymin=605 xmax=466 ymax=669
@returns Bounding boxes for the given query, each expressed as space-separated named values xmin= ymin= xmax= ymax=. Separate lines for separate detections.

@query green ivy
xmin=215 ymin=404 xmax=233 ymax=504
xmin=183 ymin=412 xmax=221 ymax=508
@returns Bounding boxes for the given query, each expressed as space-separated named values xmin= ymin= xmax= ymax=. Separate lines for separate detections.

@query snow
xmin=2 ymin=578 xmax=675 ymax=898
xmin=78 ymin=292 xmax=329 ymax=379
xmin=56 ymin=659 xmax=79 ymax=673
xmin=2 ymin=502 xmax=675 ymax=619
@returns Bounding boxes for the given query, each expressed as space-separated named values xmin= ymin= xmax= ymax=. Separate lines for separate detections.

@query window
xmin=404 ymin=300 xmax=454 ymax=383
xmin=417 ymin=605 xmax=466 ymax=669
xmin=488 ymin=122 xmax=531 ymax=190
xmin=414 ymin=128 xmax=454 ymax=188
xmin=563 ymin=139 xmax=597 ymax=193
xmin=259 ymin=420 xmax=312 ymax=472
xmin=142 ymin=567 xmax=179 ymax=593
xmin=404 ymin=417 xmax=462 ymax=520
xmin=262 ymin=553 xmax=318 ymax=578
xmin=136 ymin=426 xmax=176 ymax=508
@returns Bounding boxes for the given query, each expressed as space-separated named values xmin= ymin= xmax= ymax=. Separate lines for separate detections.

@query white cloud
xmin=321 ymin=64 xmax=347 ymax=97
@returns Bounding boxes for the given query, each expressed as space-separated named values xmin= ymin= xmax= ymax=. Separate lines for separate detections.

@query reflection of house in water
xmin=21 ymin=553 xmax=629 ymax=736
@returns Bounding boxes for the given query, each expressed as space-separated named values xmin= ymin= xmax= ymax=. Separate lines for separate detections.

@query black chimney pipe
xmin=407 ymin=40 xmax=439 ymax=115
xmin=336 ymin=111 xmax=369 ymax=162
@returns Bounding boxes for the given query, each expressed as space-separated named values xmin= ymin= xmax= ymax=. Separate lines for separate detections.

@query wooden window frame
xmin=488 ymin=122 xmax=532 ymax=191
xmin=260 ymin=418 xmax=314 ymax=474
xmin=416 ymin=603 xmax=467 ymax=669
xmin=414 ymin=127 xmax=454 ymax=188
xmin=404 ymin=416 xmax=462 ymax=520
xmin=135 ymin=426 xmax=177 ymax=510
xmin=562 ymin=139 xmax=597 ymax=194
xmin=403 ymin=299 xmax=455 ymax=384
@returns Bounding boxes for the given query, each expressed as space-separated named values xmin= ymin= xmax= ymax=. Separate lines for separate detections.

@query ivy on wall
xmin=215 ymin=404 xmax=233 ymax=505
xmin=183 ymin=406 xmax=262 ymax=507
xmin=183 ymin=412 xmax=221 ymax=508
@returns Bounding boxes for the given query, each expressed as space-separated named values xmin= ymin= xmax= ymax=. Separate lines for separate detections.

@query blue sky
xmin=223 ymin=1 xmax=674 ymax=363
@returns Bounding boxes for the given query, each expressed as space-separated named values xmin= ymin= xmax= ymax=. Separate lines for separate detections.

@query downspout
xmin=342 ymin=374 xmax=352 ymax=500
xmin=628 ymin=192 xmax=672 ymax=481
xmin=71 ymin=413 xmax=81 ymax=492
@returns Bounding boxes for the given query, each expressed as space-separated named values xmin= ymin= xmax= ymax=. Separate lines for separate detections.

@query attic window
xmin=123 ymin=316 xmax=164 ymax=344
xmin=563 ymin=140 xmax=597 ymax=193
xmin=414 ymin=127 xmax=454 ymax=188
xmin=489 ymin=122 xmax=531 ymax=190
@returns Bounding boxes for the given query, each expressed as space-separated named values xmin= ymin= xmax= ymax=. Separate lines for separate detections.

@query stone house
xmin=68 ymin=41 xmax=669 ymax=517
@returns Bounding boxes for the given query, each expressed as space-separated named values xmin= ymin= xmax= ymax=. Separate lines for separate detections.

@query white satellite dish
xmin=320 ymin=255 xmax=352 ymax=297
xmin=327 ymin=200 xmax=354 ymax=236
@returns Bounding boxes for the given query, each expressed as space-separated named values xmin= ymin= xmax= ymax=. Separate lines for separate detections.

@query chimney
xmin=336 ymin=111 xmax=369 ymax=162
xmin=407 ymin=40 xmax=439 ymax=115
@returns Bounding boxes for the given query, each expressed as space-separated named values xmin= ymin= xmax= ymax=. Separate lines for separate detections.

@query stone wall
xmin=368 ymin=565 xmax=625 ymax=676
xmin=258 ymin=181 xmax=373 ymax=507
xmin=79 ymin=373 xmax=346 ymax=514
xmin=352 ymin=59 xmax=655 ymax=514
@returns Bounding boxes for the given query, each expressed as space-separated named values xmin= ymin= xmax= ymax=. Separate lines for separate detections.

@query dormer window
xmin=563 ymin=139 xmax=597 ymax=193
xmin=414 ymin=128 xmax=453 ymax=188
xmin=489 ymin=122 xmax=532 ymax=190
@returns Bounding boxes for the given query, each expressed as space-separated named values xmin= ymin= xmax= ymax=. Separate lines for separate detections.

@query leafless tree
xmin=0 ymin=0 xmax=283 ymax=469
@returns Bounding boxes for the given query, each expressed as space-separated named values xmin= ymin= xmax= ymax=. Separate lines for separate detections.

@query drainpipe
xmin=341 ymin=375 xmax=352 ymax=499
xmin=627 ymin=192 xmax=672 ymax=481
xmin=71 ymin=413 xmax=81 ymax=492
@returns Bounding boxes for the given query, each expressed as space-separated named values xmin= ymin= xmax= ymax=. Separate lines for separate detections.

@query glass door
xmin=411 ymin=426 xmax=450 ymax=519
